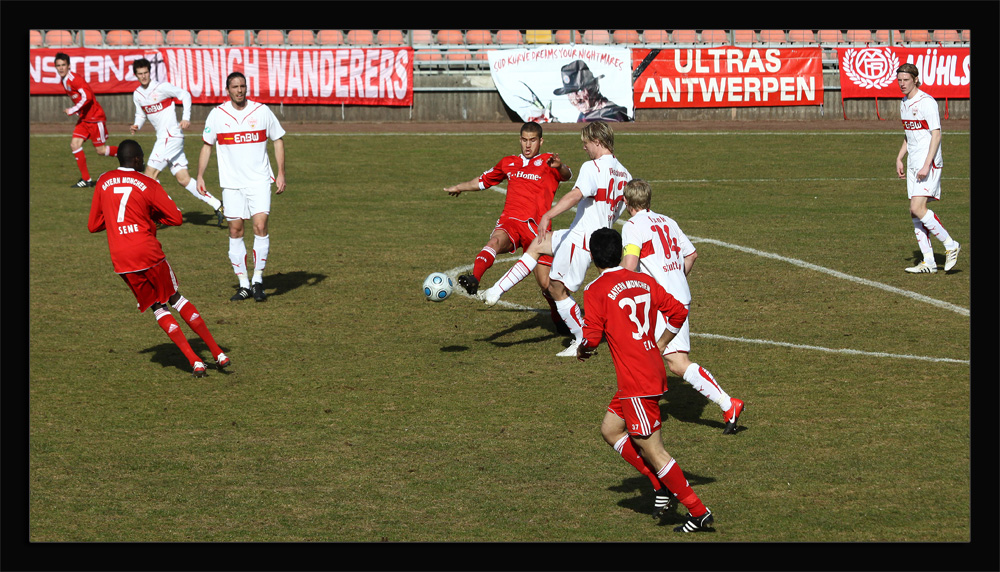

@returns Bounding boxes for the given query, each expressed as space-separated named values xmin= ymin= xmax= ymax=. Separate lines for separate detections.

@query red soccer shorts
xmin=494 ymin=214 xmax=553 ymax=266
xmin=119 ymin=259 xmax=179 ymax=313
xmin=72 ymin=120 xmax=110 ymax=146
xmin=608 ymin=394 xmax=664 ymax=437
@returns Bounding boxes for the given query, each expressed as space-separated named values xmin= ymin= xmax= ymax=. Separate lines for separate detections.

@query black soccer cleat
xmin=673 ymin=509 xmax=714 ymax=532
xmin=652 ymin=488 xmax=675 ymax=519
xmin=72 ymin=178 xmax=96 ymax=188
xmin=230 ymin=287 xmax=252 ymax=301
xmin=215 ymin=208 xmax=226 ymax=228
xmin=251 ymin=282 xmax=267 ymax=302
xmin=457 ymin=274 xmax=479 ymax=295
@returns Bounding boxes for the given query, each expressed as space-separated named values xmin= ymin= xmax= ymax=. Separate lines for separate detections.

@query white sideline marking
xmin=444 ymin=187 xmax=969 ymax=365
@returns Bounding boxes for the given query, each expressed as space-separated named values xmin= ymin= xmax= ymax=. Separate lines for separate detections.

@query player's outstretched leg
xmin=172 ymin=295 xmax=228 ymax=369
xmin=153 ymin=305 xmax=204 ymax=376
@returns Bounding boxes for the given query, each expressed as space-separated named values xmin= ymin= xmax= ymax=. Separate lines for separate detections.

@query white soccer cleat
xmin=556 ymin=340 xmax=581 ymax=357
xmin=481 ymin=287 xmax=502 ymax=306
xmin=905 ymin=261 xmax=938 ymax=274
xmin=944 ymin=243 xmax=961 ymax=272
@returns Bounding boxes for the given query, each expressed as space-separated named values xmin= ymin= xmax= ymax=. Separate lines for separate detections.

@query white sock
xmin=919 ymin=210 xmax=956 ymax=250
xmin=229 ymin=237 xmax=250 ymax=288
xmin=683 ymin=363 xmax=731 ymax=411
xmin=911 ymin=217 xmax=934 ymax=263
xmin=185 ymin=180 xmax=222 ymax=211
xmin=493 ymin=253 xmax=537 ymax=294
xmin=554 ymin=296 xmax=584 ymax=342
xmin=252 ymin=234 xmax=270 ymax=283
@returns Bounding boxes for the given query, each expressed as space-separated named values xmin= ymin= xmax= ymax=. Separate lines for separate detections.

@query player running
xmin=621 ymin=179 xmax=744 ymax=434
xmin=577 ymin=227 xmax=715 ymax=532
xmin=130 ymin=58 xmax=225 ymax=227
xmin=480 ymin=121 xmax=632 ymax=357
xmin=54 ymin=52 xmax=118 ymax=188
xmin=445 ymin=122 xmax=573 ymax=331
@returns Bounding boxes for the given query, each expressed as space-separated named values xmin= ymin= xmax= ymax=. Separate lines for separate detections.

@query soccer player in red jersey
xmin=444 ymin=122 xmax=573 ymax=331
xmin=576 ymin=227 xmax=715 ymax=532
xmin=54 ymin=52 xmax=118 ymax=188
xmin=88 ymin=139 xmax=229 ymax=377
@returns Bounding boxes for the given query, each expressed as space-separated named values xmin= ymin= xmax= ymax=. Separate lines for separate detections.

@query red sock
xmin=472 ymin=247 xmax=496 ymax=281
xmin=154 ymin=308 xmax=201 ymax=367
xmin=657 ymin=459 xmax=708 ymax=517
xmin=73 ymin=147 xmax=90 ymax=180
xmin=174 ymin=297 xmax=223 ymax=357
xmin=615 ymin=436 xmax=663 ymax=490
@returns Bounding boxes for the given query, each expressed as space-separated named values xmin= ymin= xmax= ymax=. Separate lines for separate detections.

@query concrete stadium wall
xmin=29 ymin=70 xmax=970 ymax=125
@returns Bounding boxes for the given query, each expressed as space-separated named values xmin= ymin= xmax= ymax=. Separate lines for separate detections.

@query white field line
xmin=444 ymin=186 xmax=969 ymax=365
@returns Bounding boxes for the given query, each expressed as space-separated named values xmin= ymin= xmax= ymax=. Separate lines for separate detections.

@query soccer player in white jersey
xmin=130 ymin=59 xmax=224 ymax=227
xmin=197 ymin=72 xmax=287 ymax=302
xmin=620 ymin=179 xmax=744 ymax=435
xmin=894 ymin=63 xmax=960 ymax=274
xmin=481 ymin=121 xmax=632 ymax=357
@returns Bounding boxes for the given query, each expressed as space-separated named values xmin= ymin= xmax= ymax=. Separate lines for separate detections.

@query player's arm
xmin=130 ymin=92 xmax=145 ymax=135
xmin=87 ymin=187 xmax=106 ymax=233
xmin=577 ymin=291 xmax=605 ymax=361
xmin=547 ymin=153 xmax=573 ymax=181
xmin=175 ymin=84 xmax=193 ymax=129
xmin=150 ymin=182 xmax=184 ymax=227
xmin=917 ymin=129 xmax=941 ymax=181
xmin=196 ymin=141 xmax=213 ymax=195
xmin=654 ymin=284 xmax=688 ymax=353
xmin=272 ymin=138 xmax=286 ymax=194
xmin=621 ymin=240 xmax=641 ymax=271
xmin=683 ymin=250 xmax=698 ymax=276
xmin=445 ymin=176 xmax=487 ymax=197
xmin=895 ymin=138 xmax=908 ymax=178
xmin=539 ymin=187 xmax=584 ymax=234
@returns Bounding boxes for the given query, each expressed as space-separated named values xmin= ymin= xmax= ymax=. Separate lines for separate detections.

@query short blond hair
xmin=581 ymin=121 xmax=614 ymax=153
xmin=624 ymin=179 xmax=652 ymax=210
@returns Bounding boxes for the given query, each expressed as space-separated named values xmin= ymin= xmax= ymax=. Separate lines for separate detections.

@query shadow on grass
xmin=180 ymin=210 xmax=227 ymax=228
xmin=611 ymin=473 xmax=717 ymax=528
xmin=226 ymin=270 xmax=328 ymax=300
xmin=138 ymin=338 xmax=232 ymax=376
xmin=477 ymin=311 xmax=564 ymax=348
xmin=910 ymin=249 xmax=964 ymax=274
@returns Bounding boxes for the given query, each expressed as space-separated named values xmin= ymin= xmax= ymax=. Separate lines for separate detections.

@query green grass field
xmin=27 ymin=122 xmax=972 ymax=553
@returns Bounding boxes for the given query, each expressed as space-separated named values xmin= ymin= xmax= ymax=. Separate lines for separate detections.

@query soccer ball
xmin=423 ymin=272 xmax=453 ymax=302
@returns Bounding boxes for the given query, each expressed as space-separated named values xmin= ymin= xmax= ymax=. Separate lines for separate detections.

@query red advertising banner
xmin=837 ymin=46 xmax=970 ymax=99
xmin=632 ymin=47 xmax=824 ymax=108
xmin=29 ymin=47 xmax=414 ymax=106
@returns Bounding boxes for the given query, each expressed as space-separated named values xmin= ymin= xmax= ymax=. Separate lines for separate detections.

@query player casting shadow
xmin=477 ymin=311 xmax=561 ymax=348
xmin=139 ymin=340 xmax=231 ymax=376
xmin=611 ymin=473 xmax=716 ymax=526
xmin=440 ymin=345 xmax=469 ymax=352
xmin=180 ymin=212 xmax=228 ymax=227
xmin=236 ymin=270 xmax=327 ymax=300
xmin=660 ymin=381 xmax=743 ymax=433
xmin=910 ymin=250 xmax=963 ymax=274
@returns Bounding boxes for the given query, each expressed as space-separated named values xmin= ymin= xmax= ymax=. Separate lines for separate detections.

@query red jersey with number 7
xmin=581 ymin=267 xmax=688 ymax=398
xmin=88 ymin=168 xmax=183 ymax=273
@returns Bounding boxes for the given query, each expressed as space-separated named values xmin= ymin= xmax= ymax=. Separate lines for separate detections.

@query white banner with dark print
xmin=488 ymin=46 xmax=634 ymax=123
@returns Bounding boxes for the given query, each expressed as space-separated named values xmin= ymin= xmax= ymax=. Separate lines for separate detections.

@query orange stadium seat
xmin=165 ymin=30 xmax=195 ymax=45
xmin=256 ymin=30 xmax=285 ymax=45
xmin=316 ymin=30 xmax=344 ymax=45
xmin=410 ymin=30 xmax=434 ymax=44
xmin=524 ymin=30 xmax=551 ymax=43
xmin=903 ymin=29 xmax=932 ymax=43
xmin=759 ymin=30 xmax=788 ymax=44
xmin=465 ymin=30 xmax=492 ymax=44
xmin=346 ymin=29 xmax=375 ymax=45
xmin=933 ymin=29 xmax=962 ymax=43
xmin=787 ymin=30 xmax=816 ymax=43
xmin=227 ymin=30 xmax=251 ymax=45
xmin=30 ymin=30 xmax=44 ymax=46
xmin=554 ymin=30 xmax=577 ymax=44
xmin=873 ymin=30 xmax=897 ymax=44
xmin=815 ymin=30 xmax=843 ymax=44
xmin=137 ymin=30 xmax=164 ymax=46
xmin=960 ymin=29 xmax=970 ymax=42
xmin=612 ymin=29 xmax=640 ymax=44
xmin=699 ymin=30 xmax=728 ymax=44
xmin=732 ymin=30 xmax=757 ymax=43
xmin=197 ymin=30 xmax=226 ymax=45
xmin=844 ymin=29 xmax=872 ymax=44
xmin=376 ymin=29 xmax=406 ymax=45
xmin=667 ymin=30 xmax=697 ymax=43
xmin=105 ymin=30 xmax=134 ymax=46
xmin=81 ymin=30 xmax=104 ymax=46
xmin=414 ymin=49 xmax=443 ymax=64
xmin=286 ymin=30 xmax=315 ymax=45
xmin=45 ymin=30 xmax=76 ymax=47
xmin=583 ymin=30 xmax=611 ymax=44
xmin=497 ymin=30 xmax=524 ymax=45
xmin=436 ymin=30 xmax=464 ymax=45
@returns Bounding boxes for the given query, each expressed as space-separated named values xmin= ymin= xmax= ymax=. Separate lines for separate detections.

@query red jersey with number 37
xmin=581 ymin=267 xmax=689 ymax=398
xmin=88 ymin=168 xmax=183 ymax=273
xmin=479 ymin=152 xmax=567 ymax=224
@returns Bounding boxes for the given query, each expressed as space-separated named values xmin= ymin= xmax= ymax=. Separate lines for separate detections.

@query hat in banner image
xmin=553 ymin=60 xmax=605 ymax=95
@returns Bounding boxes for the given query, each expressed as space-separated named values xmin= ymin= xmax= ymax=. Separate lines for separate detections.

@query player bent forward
xmin=88 ymin=140 xmax=230 ymax=377
xmin=577 ymin=227 xmax=715 ymax=532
